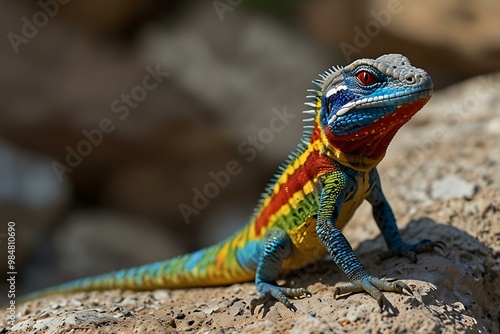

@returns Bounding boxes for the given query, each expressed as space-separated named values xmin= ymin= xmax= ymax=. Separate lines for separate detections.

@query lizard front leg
xmin=316 ymin=172 xmax=411 ymax=310
xmin=250 ymin=228 xmax=311 ymax=314
xmin=367 ymin=169 xmax=445 ymax=263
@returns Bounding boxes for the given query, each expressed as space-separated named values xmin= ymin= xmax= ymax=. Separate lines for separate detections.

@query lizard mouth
xmin=374 ymin=95 xmax=430 ymax=129
xmin=330 ymin=88 xmax=432 ymax=125
xmin=323 ymin=96 xmax=431 ymax=161
xmin=327 ymin=88 xmax=432 ymax=136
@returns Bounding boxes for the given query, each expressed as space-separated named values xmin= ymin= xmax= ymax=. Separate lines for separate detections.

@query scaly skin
xmin=23 ymin=54 xmax=443 ymax=314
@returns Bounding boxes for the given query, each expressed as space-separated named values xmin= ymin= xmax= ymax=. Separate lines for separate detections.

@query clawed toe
xmin=393 ymin=281 xmax=413 ymax=295
xmin=333 ymin=283 xmax=363 ymax=298
xmin=333 ymin=276 xmax=413 ymax=311
xmin=377 ymin=239 xmax=446 ymax=264
xmin=250 ymin=283 xmax=311 ymax=314
xmin=412 ymin=240 xmax=448 ymax=258
xmin=281 ymin=287 xmax=312 ymax=298
xmin=250 ymin=295 xmax=270 ymax=315
xmin=430 ymin=240 xmax=447 ymax=253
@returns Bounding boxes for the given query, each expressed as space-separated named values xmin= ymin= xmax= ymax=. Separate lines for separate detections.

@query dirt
xmin=1 ymin=75 xmax=499 ymax=333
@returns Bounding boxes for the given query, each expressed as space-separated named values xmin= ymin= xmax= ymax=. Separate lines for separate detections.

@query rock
xmin=431 ymin=175 xmax=476 ymax=200
xmin=4 ymin=206 xmax=497 ymax=333
xmin=486 ymin=117 xmax=500 ymax=134
xmin=140 ymin=3 xmax=331 ymax=164
xmin=401 ymin=180 xmax=431 ymax=204
xmin=1 ymin=2 xmax=500 ymax=333
xmin=23 ymin=210 xmax=187 ymax=291
xmin=0 ymin=1 xmax=237 ymax=223
xmin=301 ymin=0 xmax=500 ymax=88
xmin=10 ymin=310 xmax=117 ymax=334
xmin=384 ymin=72 xmax=500 ymax=167
xmin=0 ymin=140 xmax=70 ymax=273
xmin=57 ymin=0 xmax=158 ymax=35
xmin=0 ymin=0 xmax=332 ymax=235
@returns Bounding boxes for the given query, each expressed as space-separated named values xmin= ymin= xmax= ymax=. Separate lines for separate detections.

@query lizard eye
xmin=356 ymin=71 xmax=376 ymax=85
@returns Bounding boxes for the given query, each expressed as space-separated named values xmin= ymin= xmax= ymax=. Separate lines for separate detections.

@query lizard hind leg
xmin=250 ymin=228 xmax=311 ymax=314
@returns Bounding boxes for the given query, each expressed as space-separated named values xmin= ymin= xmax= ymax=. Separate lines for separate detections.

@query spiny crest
xmin=301 ymin=64 xmax=343 ymax=142
xmin=318 ymin=65 xmax=342 ymax=80
xmin=252 ymin=143 xmax=309 ymax=214
xmin=252 ymin=64 xmax=345 ymax=216
xmin=302 ymin=65 xmax=343 ymax=115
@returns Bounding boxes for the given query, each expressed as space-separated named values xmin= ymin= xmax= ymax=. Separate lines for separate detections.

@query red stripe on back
xmin=254 ymin=147 xmax=335 ymax=235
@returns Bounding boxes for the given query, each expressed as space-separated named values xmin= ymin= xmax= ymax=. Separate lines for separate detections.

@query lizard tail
xmin=21 ymin=233 xmax=257 ymax=302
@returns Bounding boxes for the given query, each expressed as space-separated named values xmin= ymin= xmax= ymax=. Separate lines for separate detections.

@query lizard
xmin=23 ymin=53 xmax=443 ymax=314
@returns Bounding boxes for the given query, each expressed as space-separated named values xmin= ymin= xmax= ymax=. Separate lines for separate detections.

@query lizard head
xmin=306 ymin=54 xmax=433 ymax=169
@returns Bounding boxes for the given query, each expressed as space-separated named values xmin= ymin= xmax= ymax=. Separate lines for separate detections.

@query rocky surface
xmin=1 ymin=68 xmax=499 ymax=334
xmin=1 ymin=0 xmax=500 ymax=293
xmin=1 ymin=1 xmax=500 ymax=333
xmin=2 ymin=186 xmax=499 ymax=333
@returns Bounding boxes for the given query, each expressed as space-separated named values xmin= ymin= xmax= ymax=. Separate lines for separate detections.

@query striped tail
xmin=21 ymin=234 xmax=257 ymax=301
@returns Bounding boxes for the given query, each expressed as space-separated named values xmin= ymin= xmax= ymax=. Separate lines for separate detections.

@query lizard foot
xmin=250 ymin=282 xmax=311 ymax=314
xmin=334 ymin=276 xmax=412 ymax=311
xmin=376 ymin=240 xmax=446 ymax=264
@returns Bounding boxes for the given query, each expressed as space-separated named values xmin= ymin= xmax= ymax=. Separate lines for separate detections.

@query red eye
xmin=357 ymin=71 xmax=376 ymax=85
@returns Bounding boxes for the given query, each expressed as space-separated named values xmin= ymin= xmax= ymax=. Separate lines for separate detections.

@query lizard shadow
xmin=280 ymin=217 xmax=491 ymax=315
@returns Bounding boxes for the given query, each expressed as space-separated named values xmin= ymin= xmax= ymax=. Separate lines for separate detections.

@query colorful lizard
xmin=24 ymin=54 xmax=443 ymax=314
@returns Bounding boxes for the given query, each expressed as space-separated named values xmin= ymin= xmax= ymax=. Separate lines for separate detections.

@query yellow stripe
xmin=251 ymin=95 xmax=323 ymax=234
xmin=253 ymin=138 xmax=324 ymax=234
xmin=271 ymin=139 xmax=322 ymax=197
xmin=264 ymin=179 xmax=317 ymax=230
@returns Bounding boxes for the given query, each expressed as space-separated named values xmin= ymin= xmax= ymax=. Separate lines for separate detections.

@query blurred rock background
xmin=0 ymin=0 xmax=499 ymax=299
